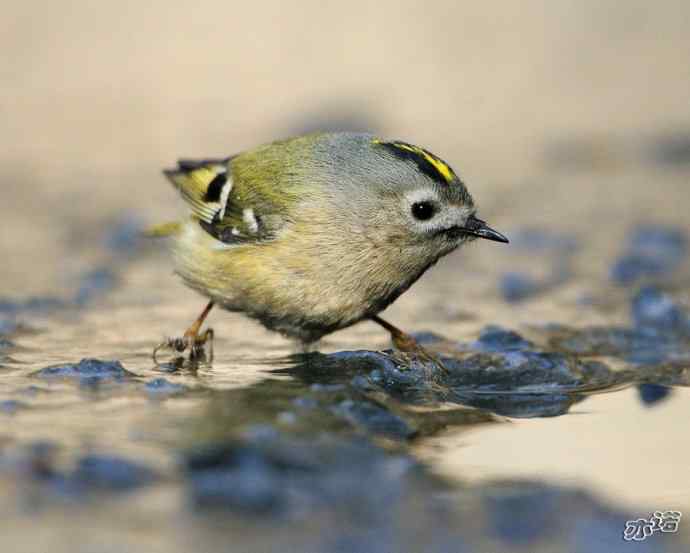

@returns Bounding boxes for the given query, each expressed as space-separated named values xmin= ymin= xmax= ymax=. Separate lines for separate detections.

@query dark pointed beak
xmin=461 ymin=215 xmax=509 ymax=243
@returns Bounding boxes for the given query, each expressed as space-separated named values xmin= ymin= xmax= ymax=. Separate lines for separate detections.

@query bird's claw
xmin=152 ymin=328 xmax=214 ymax=365
xmin=389 ymin=333 xmax=449 ymax=375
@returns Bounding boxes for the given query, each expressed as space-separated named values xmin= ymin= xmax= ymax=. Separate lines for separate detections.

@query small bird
xmin=149 ymin=132 xmax=507 ymax=362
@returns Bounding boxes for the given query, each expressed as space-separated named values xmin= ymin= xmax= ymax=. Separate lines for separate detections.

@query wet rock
xmin=0 ymin=296 xmax=65 ymax=316
xmin=548 ymin=325 xmax=686 ymax=365
xmin=364 ymin=353 xmax=441 ymax=401
xmin=637 ymin=384 xmax=672 ymax=406
xmin=24 ymin=296 xmax=67 ymax=311
xmin=486 ymin=483 xmax=564 ymax=544
xmin=638 ymin=363 xmax=690 ymax=387
xmin=612 ymin=253 xmax=668 ymax=286
xmin=0 ymin=299 xmax=18 ymax=313
xmin=34 ymin=358 xmax=134 ymax=384
xmin=445 ymin=351 xmax=615 ymax=392
xmin=481 ymin=481 xmax=650 ymax=552
xmin=632 ymin=286 xmax=689 ymax=334
xmin=16 ymin=441 xmax=61 ymax=481
xmin=74 ymin=267 xmax=118 ymax=306
xmin=310 ymin=383 xmax=346 ymax=393
xmin=0 ymin=316 xmax=17 ymax=337
xmin=183 ymin=434 xmax=418 ymax=519
xmin=145 ymin=377 xmax=188 ymax=397
xmin=548 ymin=287 xmax=690 ymax=365
xmin=325 ymin=351 xmax=398 ymax=374
xmin=14 ymin=451 xmax=159 ymax=496
xmin=291 ymin=351 xmax=439 ymax=401
xmin=332 ymin=399 xmax=416 ymax=440
xmin=611 ymin=224 xmax=687 ymax=285
xmin=0 ymin=399 xmax=27 ymax=414
xmin=276 ymin=411 xmax=298 ymax=425
xmin=498 ymin=228 xmax=576 ymax=302
xmin=453 ymin=392 xmax=581 ymax=418
xmin=71 ymin=454 xmax=158 ymax=492
xmin=500 ymin=266 xmax=571 ymax=303
xmin=500 ymin=272 xmax=542 ymax=302
xmin=473 ymin=325 xmax=535 ymax=352
xmin=309 ymin=342 xmax=617 ymax=418
xmin=0 ymin=337 xmax=14 ymax=348
xmin=184 ymin=437 xmax=297 ymax=514
xmin=104 ymin=213 xmax=145 ymax=255
xmin=292 ymin=396 xmax=318 ymax=410
xmin=0 ymin=296 xmax=64 ymax=336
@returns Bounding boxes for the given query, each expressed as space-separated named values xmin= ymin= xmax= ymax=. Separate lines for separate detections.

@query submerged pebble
xmin=34 ymin=358 xmax=134 ymax=385
xmin=0 ymin=295 xmax=66 ymax=332
xmin=305 ymin=329 xmax=618 ymax=418
xmin=446 ymin=351 xmax=613 ymax=391
xmin=145 ymin=377 xmax=188 ymax=397
xmin=454 ymin=391 xmax=582 ymax=418
xmin=631 ymin=286 xmax=689 ymax=334
xmin=637 ymin=383 xmax=672 ymax=406
xmin=498 ymin=228 xmax=577 ymax=302
xmin=0 ymin=399 xmax=27 ymax=415
xmin=481 ymin=480 xmax=651 ymax=552
xmin=500 ymin=272 xmax=542 ymax=302
xmin=0 ymin=317 xmax=17 ymax=336
xmin=3 ymin=443 xmax=157 ymax=497
xmin=549 ymin=286 xmax=690 ymax=365
xmin=71 ymin=454 xmax=158 ymax=492
xmin=104 ymin=213 xmax=145 ymax=255
xmin=549 ymin=325 xmax=685 ymax=365
xmin=176 ymin=426 xmax=659 ymax=551
xmin=473 ymin=325 xmax=535 ymax=352
xmin=611 ymin=224 xmax=687 ymax=285
xmin=332 ymin=399 xmax=416 ymax=440
xmin=0 ymin=337 xmax=14 ymax=348
xmin=74 ymin=267 xmax=118 ymax=306
xmin=183 ymin=433 xmax=418 ymax=518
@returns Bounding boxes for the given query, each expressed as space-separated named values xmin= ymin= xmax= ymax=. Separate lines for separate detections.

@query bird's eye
xmin=411 ymin=201 xmax=436 ymax=221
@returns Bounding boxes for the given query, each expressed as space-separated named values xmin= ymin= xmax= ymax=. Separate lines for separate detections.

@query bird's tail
xmin=143 ymin=221 xmax=183 ymax=238
xmin=163 ymin=158 xmax=231 ymax=224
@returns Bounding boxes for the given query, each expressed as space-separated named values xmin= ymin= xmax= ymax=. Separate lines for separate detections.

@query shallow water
xmin=2 ymin=170 xmax=690 ymax=552
xmin=4 ymin=3 xmax=690 ymax=549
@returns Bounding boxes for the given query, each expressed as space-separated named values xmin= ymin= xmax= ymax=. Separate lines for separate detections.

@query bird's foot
xmin=153 ymin=327 xmax=214 ymax=365
xmin=370 ymin=315 xmax=449 ymax=377
xmin=390 ymin=334 xmax=449 ymax=376
xmin=393 ymin=340 xmax=449 ymax=374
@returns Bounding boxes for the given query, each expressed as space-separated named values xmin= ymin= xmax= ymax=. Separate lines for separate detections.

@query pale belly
xmin=170 ymin=221 xmax=410 ymax=343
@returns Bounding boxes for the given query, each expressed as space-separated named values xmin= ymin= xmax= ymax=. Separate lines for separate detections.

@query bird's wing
xmin=163 ymin=155 xmax=287 ymax=246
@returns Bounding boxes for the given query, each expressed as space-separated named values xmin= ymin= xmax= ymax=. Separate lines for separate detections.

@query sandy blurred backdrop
xmin=3 ymin=4 xmax=690 ymax=547
xmin=2 ymin=0 xmax=690 ymax=292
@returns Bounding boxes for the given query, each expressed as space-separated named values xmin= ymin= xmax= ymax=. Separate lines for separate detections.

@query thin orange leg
xmin=370 ymin=315 xmax=448 ymax=373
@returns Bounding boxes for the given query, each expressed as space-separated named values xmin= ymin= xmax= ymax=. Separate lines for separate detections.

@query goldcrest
xmin=149 ymin=132 xmax=508 ymax=361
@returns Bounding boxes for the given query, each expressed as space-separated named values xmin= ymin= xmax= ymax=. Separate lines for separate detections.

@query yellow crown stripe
xmin=422 ymin=151 xmax=453 ymax=183
xmin=372 ymin=138 xmax=455 ymax=184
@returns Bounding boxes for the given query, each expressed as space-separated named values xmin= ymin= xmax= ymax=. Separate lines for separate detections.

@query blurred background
xmin=4 ymin=0 xmax=689 ymax=293
xmin=2 ymin=2 xmax=690 ymax=552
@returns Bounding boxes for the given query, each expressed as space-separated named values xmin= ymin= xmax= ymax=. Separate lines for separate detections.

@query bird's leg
xmin=153 ymin=301 xmax=215 ymax=363
xmin=370 ymin=315 xmax=448 ymax=374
